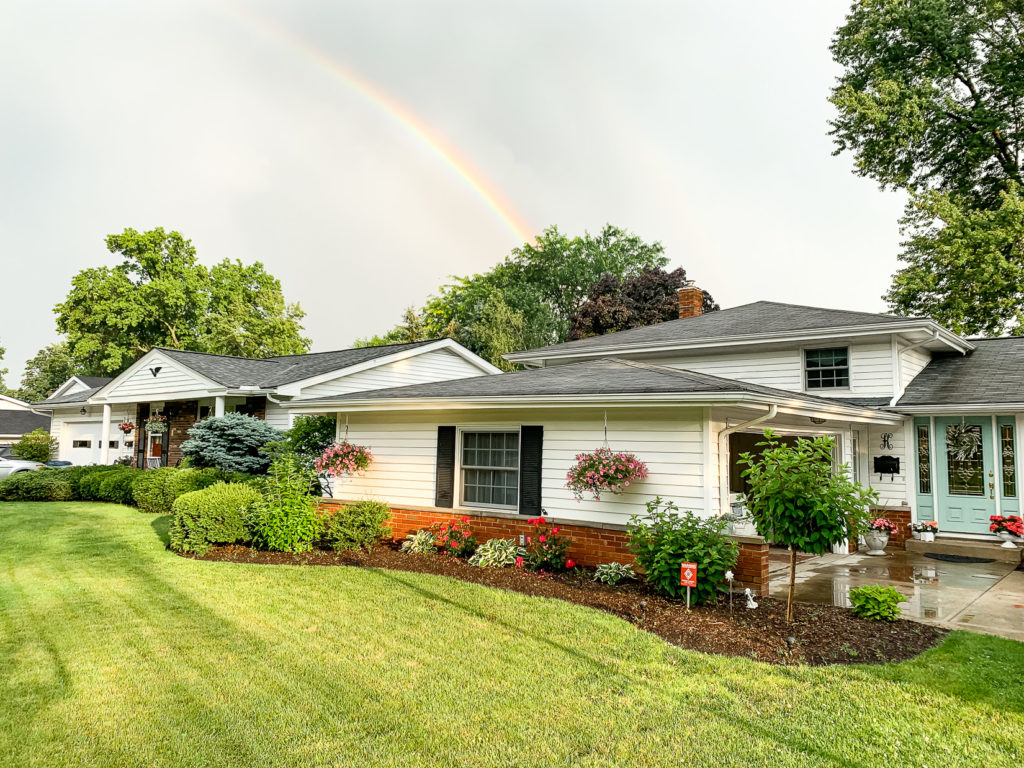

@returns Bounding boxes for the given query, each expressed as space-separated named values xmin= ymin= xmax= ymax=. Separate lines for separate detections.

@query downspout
xmin=716 ymin=404 xmax=778 ymax=514
xmin=889 ymin=330 xmax=940 ymax=407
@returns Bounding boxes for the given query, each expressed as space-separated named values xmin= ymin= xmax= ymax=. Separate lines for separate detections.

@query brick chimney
xmin=677 ymin=280 xmax=703 ymax=319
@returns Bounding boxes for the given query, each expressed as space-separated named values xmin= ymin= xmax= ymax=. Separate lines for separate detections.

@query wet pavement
xmin=768 ymin=549 xmax=1024 ymax=642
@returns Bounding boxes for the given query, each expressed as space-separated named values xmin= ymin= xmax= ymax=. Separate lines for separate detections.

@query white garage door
xmin=65 ymin=422 xmax=102 ymax=465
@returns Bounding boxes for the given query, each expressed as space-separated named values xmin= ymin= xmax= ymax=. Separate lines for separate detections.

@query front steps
xmin=906 ymin=537 xmax=1022 ymax=564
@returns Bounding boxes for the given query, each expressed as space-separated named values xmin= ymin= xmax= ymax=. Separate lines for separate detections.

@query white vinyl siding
xmin=330 ymin=407 xmax=707 ymax=526
xmin=900 ymin=347 xmax=932 ymax=389
xmin=301 ymin=349 xmax=486 ymax=398
xmin=866 ymin=420 xmax=911 ymax=507
xmin=97 ymin=354 xmax=215 ymax=402
xmin=264 ymin=401 xmax=292 ymax=431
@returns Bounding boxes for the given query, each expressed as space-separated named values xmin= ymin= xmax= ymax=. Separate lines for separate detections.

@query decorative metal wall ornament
xmin=879 ymin=433 xmax=894 ymax=450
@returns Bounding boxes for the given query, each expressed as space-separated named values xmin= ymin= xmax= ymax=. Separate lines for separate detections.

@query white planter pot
xmin=731 ymin=520 xmax=758 ymax=537
xmin=911 ymin=530 xmax=921 ymax=540
xmin=920 ymin=531 xmax=935 ymax=543
xmin=864 ymin=530 xmax=889 ymax=556
xmin=997 ymin=531 xmax=1019 ymax=549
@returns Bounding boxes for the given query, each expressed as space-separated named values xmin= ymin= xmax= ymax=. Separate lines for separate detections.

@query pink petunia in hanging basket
xmin=315 ymin=440 xmax=374 ymax=477
xmin=117 ymin=420 xmax=136 ymax=435
xmin=565 ymin=446 xmax=648 ymax=501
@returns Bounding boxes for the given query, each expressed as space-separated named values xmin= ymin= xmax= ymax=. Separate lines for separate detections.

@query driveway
xmin=769 ymin=549 xmax=1024 ymax=642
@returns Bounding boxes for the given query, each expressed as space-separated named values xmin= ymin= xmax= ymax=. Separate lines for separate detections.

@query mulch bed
xmin=192 ymin=543 xmax=946 ymax=666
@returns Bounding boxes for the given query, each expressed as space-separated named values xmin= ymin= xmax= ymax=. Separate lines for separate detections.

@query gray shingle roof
xmin=508 ymin=301 xmax=925 ymax=360
xmin=39 ymin=385 xmax=107 ymax=405
xmin=158 ymin=340 xmax=440 ymax=388
xmin=897 ymin=338 xmax=1024 ymax=406
xmin=0 ymin=410 xmax=51 ymax=435
xmin=76 ymin=376 xmax=113 ymax=387
xmin=295 ymin=357 xmax=886 ymax=412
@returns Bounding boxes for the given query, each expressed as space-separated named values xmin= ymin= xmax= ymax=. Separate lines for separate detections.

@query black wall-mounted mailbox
xmin=873 ymin=455 xmax=900 ymax=479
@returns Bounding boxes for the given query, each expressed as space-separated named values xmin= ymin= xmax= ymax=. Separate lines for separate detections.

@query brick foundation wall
xmin=320 ymin=501 xmax=771 ymax=592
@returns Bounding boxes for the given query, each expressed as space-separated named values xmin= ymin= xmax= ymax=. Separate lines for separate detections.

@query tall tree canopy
xmin=364 ymin=224 xmax=702 ymax=368
xmin=831 ymin=1 xmax=1024 ymax=334
xmin=55 ymin=228 xmax=310 ymax=375
xmin=568 ymin=267 xmax=719 ymax=340
xmin=16 ymin=343 xmax=81 ymax=403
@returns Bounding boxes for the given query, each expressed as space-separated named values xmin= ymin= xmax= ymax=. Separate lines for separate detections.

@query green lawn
xmin=1 ymin=503 xmax=1021 ymax=768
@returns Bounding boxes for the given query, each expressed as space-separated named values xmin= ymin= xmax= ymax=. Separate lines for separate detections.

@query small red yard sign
xmin=680 ymin=562 xmax=697 ymax=588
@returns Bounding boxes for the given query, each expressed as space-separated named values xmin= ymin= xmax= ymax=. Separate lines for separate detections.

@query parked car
xmin=0 ymin=456 xmax=45 ymax=478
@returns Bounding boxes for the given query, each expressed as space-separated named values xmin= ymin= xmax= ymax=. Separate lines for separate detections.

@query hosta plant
xmin=432 ymin=517 xmax=477 ymax=558
xmin=468 ymin=538 xmax=522 ymax=568
xmin=400 ymin=529 xmax=436 ymax=554
xmin=565 ymin=447 xmax=648 ymax=501
xmin=519 ymin=517 xmax=573 ymax=571
xmin=849 ymin=585 xmax=904 ymax=621
xmin=593 ymin=562 xmax=636 ymax=586
xmin=315 ymin=440 xmax=373 ymax=477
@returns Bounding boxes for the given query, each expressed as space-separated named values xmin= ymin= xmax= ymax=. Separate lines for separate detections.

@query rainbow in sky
xmin=219 ymin=2 xmax=534 ymax=244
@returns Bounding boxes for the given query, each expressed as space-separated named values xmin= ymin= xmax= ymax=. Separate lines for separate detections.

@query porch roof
xmin=897 ymin=337 xmax=1024 ymax=408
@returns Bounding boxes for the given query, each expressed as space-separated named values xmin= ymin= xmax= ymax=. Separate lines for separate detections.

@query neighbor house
xmin=0 ymin=393 xmax=51 ymax=452
xmin=288 ymin=283 xmax=1022 ymax=584
xmin=37 ymin=340 xmax=499 ymax=468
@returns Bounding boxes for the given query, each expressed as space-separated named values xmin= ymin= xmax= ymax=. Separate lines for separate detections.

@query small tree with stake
xmin=738 ymin=430 xmax=876 ymax=622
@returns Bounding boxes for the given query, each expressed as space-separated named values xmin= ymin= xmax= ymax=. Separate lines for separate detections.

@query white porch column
xmin=100 ymin=404 xmax=111 ymax=465
xmin=214 ymin=395 xmax=226 ymax=417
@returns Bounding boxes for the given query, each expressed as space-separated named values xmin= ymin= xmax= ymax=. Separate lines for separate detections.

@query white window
xmin=461 ymin=431 xmax=519 ymax=509
xmin=72 ymin=440 xmax=92 ymax=448
xmin=804 ymin=347 xmax=850 ymax=390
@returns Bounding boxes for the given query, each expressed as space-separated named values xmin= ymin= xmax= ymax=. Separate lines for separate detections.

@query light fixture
xmin=79 ymin=407 xmax=87 ymax=415
xmin=810 ymin=417 xmax=826 ymax=425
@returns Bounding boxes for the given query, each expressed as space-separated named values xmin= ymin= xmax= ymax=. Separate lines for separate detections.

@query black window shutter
xmin=160 ymin=405 xmax=172 ymax=467
xmin=518 ymin=426 xmax=543 ymax=516
xmin=435 ymin=426 xmax=456 ymax=508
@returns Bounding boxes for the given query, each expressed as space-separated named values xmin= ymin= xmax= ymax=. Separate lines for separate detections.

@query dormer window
xmin=804 ymin=347 xmax=849 ymax=389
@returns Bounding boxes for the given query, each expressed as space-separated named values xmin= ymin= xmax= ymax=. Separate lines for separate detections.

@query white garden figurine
xmin=744 ymin=588 xmax=759 ymax=610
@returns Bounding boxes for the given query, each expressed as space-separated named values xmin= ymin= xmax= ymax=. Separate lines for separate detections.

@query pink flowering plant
xmin=315 ymin=440 xmax=373 ymax=477
xmin=565 ymin=447 xmax=648 ymax=501
xmin=866 ymin=517 xmax=899 ymax=535
xmin=432 ymin=517 xmax=477 ymax=558
xmin=519 ymin=516 xmax=573 ymax=571
xmin=990 ymin=514 xmax=1024 ymax=537
xmin=117 ymin=420 xmax=136 ymax=435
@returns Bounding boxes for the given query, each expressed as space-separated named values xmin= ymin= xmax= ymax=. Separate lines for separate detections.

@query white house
xmin=0 ymin=393 xmax=51 ymax=452
xmin=37 ymin=340 xmax=500 ymax=468
xmin=290 ymin=284 xmax=1021 ymax=553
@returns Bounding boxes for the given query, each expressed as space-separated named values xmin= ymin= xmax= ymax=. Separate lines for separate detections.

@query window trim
xmin=456 ymin=426 xmax=521 ymax=512
xmin=801 ymin=344 xmax=852 ymax=392
xmin=71 ymin=439 xmax=92 ymax=449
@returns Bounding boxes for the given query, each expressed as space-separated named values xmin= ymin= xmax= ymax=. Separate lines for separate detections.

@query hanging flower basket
xmin=565 ymin=446 xmax=648 ymax=501
xmin=117 ymin=420 xmax=136 ymax=435
xmin=315 ymin=440 xmax=373 ymax=477
xmin=143 ymin=414 xmax=167 ymax=434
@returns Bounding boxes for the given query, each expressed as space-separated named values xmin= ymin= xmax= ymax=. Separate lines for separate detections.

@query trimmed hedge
xmin=169 ymin=482 xmax=262 ymax=556
xmin=0 ymin=469 xmax=74 ymax=502
xmin=132 ymin=468 xmax=230 ymax=515
xmin=325 ymin=500 xmax=392 ymax=552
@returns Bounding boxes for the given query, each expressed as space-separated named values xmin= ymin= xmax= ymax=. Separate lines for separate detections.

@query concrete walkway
xmin=768 ymin=549 xmax=1024 ymax=642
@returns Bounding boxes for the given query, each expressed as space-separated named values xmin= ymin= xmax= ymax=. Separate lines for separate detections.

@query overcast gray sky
xmin=0 ymin=1 xmax=905 ymax=384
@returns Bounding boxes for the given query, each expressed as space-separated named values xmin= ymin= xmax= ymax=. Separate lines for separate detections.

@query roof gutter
xmin=717 ymin=404 xmax=778 ymax=513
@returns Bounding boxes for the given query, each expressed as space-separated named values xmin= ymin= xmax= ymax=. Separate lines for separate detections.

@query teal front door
xmin=935 ymin=417 xmax=997 ymax=534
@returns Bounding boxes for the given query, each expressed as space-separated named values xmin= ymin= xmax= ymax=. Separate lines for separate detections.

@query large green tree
xmin=0 ymin=341 xmax=12 ymax=397
xmin=830 ymin=1 xmax=1024 ymax=334
xmin=55 ymin=228 xmax=310 ymax=375
xmin=364 ymin=224 xmax=682 ymax=367
xmin=17 ymin=343 xmax=81 ymax=403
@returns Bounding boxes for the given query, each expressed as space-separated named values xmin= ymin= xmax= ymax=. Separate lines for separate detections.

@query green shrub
xmin=11 ymin=429 xmax=57 ymax=462
xmin=132 ymin=468 xmax=226 ymax=514
xmin=628 ymin=497 xmax=738 ymax=604
xmin=247 ymin=455 xmax=323 ymax=552
xmin=849 ymin=585 xmax=905 ymax=621
xmin=0 ymin=470 xmax=73 ymax=501
xmin=180 ymin=413 xmax=282 ymax=474
xmin=400 ymin=529 xmax=436 ymax=554
xmin=468 ymin=538 xmax=521 ymax=568
xmin=593 ymin=562 xmax=637 ymax=586
xmin=267 ymin=415 xmax=337 ymax=473
xmin=520 ymin=517 xmax=572 ymax=571
xmin=169 ymin=482 xmax=262 ymax=556
xmin=78 ymin=469 xmax=113 ymax=501
xmin=97 ymin=468 xmax=143 ymax=505
xmin=325 ymin=500 xmax=391 ymax=552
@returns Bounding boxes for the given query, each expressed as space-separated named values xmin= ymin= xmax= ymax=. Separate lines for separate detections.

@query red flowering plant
xmin=431 ymin=517 xmax=477 ymax=558
xmin=565 ymin=447 xmax=648 ymax=501
xmin=989 ymin=515 xmax=1024 ymax=536
xmin=866 ymin=517 xmax=899 ymax=535
xmin=519 ymin=516 xmax=573 ymax=571
xmin=117 ymin=420 xmax=136 ymax=435
xmin=315 ymin=440 xmax=373 ymax=477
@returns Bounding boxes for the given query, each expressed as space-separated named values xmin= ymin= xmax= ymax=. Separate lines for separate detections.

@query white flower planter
xmin=920 ymin=531 xmax=935 ymax=543
xmin=997 ymin=531 xmax=1019 ymax=549
xmin=864 ymin=530 xmax=889 ymax=556
xmin=911 ymin=530 xmax=922 ymax=540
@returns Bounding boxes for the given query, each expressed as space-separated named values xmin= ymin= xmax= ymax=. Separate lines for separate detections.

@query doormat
xmin=924 ymin=553 xmax=996 ymax=564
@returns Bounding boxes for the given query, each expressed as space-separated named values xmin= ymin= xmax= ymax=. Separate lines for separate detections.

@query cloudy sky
xmin=0 ymin=1 xmax=905 ymax=384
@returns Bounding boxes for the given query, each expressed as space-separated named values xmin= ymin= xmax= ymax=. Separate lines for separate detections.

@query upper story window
xmin=804 ymin=347 xmax=850 ymax=390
